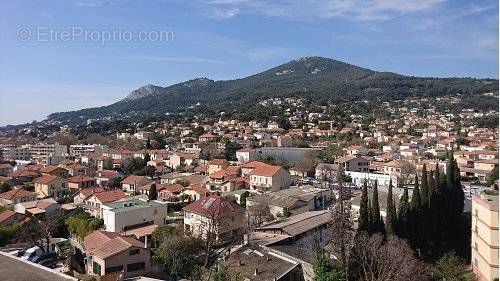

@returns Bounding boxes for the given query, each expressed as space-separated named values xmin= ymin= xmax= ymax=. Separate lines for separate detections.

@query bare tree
xmin=353 ymin=233 xmax=429 ymax=281
xmin=328 ymin=166 xmax=354 ymax=274
xmin=399 ymin=161 xmax=417 ymax=188
xmin=247 ymin=201 xmax=273 ymax=227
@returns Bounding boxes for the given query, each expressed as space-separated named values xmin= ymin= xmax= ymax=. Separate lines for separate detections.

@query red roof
xmin=0 ymin=210 xmax=17 ymax=224
xmin=34 ymin=174 xmax=63 ymax=185
xmin=0 ymin=188 xmax=36 ymax=200
xmin=9 ymin=169 xmax=39 ymax=178
xmin=78 ymin=187 xmax=105 ymax=199
xmin=93 ymin=190 xmax=128 ymax=204
xmin=209 ymin=159 xmax=230 ymax=166
xmin=183 ymin=194 xmax=243 ymax=219
xmin=121 ymin=175 xmax=151 ymax=185
xmin=250 ymin=165 xmax=281 ymax=177
xmin=68 ymin=175 xmax=96 ymax=183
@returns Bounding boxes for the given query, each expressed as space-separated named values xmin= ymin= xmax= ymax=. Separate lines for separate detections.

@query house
xmin=40 ymin=166 xmax=68 ymax=178
xmin=121 ymin=176 xmax=152 ymax=194
xmin=34 ymin=175 xmax=68 ymax=199
xmin=180 ymin=184 xmax=209 ymax=202
xmin=84 ymin=230 xmax=151 ymax=278
xmin=236 ymin=148 xmax=257 ymax=163
xmin=74 ymin=187 xmax=105 ymax=205
xmin=168 ymin=152 xmax=199 ymax=170
xmin=14 ymin=198 xmax=61 ymax=218
xmin=207 ymin=159 xmax=230 ymax=175
xmin=248 ymin=163 xmax=291 ymax=193
xmin=84 ymin=190 xmax=128 ymax=217
xmin=315 ymin=163 xmax=339 ymax=180
xmin=246 ymin=186 xmax=332 ymax=218
xmin=101 ymin=198 xmax=169 ymax=232
xmin=68 ymin=175 xmax=96 ymax=191
xmin=8 ymin=169 xmax=40 ymax=183
xmin=219 ymin=243 xmax=305 ymax=281
xmin=383 ymin=160 xmax=415 ymax=178
xmin=0 ymin=210 xmax=26 ymax=226
xmin=346 ymin=145 xmax=368 ymax=156
xmin=64 ymin=163 xmax=89 ymax=176
xmin=0 ymin=187 xmax=37 ymax=206
xmin=198 ymin=133 xmax=217 ymax=142
xmin=183 ymin=195 xmax=245 ymax=241
xmin=157 ymin=184 xmax=185 ymax=201
xmin=335 ymin=155 xmax=369 ymax=172
xmin=207 ymin=166 xmax=241 ymax=190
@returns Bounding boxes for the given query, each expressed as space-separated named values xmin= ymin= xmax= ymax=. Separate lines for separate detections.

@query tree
xmin=370 ymin=181 xmax=384 ymax=234
xmin=420 ymin=164 xmax=429 ymax=205
xmin=124 ymin=157 xmax=146 ymax=175
xmin=247 ymin=201 xmax=273 ymax=227
xmin=149 ymin=183 xmax=158 ymax=200
xmin=145 ymin=138 xmax=152 ymax=149
xmin=357 ymin=180 xmax=370 ymax=232
xmin=487 ymin=166 xmax=499 ymax=186
xmin=352 ymin=233 xmax=428 ymax=281
xmin=153 ymin=235 xmax=204 ymax=278
xmin=397 ymin=184 xmax=410 ymax=239
xmin=239 ymin=191 xmax=250 ymax=208
xmin=385 ymin=179 xmax=397 ymax=236
xmin=151 ymin=225 xmax=174 ymax=247
xmin=329 ymin=166 xmax=353 ymax=275
xmin=313 ymin=252 xmax=347 ymax=281
xmin=431 ymin=251 xmax=475 ymax=281
xmin=0 ymin=183 xmax=12 ymax=193
xmin=144 ymin=153 xmax=151 ymax=163
xmin=223 ymin=139 xmax=241 ymax=161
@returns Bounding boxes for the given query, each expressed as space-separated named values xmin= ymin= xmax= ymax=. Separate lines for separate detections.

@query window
xmin=105 ymin=265 xmax=123 ymax=274
xmin=129 ymin=249 xmax=140 ymax=255
xmin=93 ymin=262 xmax=102 ymax=275
xmin=127 ymin=262 xmax=145 ymax=272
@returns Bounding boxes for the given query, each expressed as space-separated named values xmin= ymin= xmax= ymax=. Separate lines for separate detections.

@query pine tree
xmin=149 ymin=183 xmax=158 ymax=200
xmin=385 ymin=179 xmax=397 ymax=236
xmin=358 ymin=180 xmax=370 ymax=232
xmin=397 ymin=183 xmax=410 ymax=239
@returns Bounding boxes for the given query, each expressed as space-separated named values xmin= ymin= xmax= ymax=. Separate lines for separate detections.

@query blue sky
xmin=0 ymin=0 xmax=498 ymax=126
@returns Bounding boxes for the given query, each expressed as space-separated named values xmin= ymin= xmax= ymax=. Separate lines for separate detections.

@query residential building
xmin=14 ymin=198 xmax=61 ymax=218
xmin=246 ymin=186 xmax=332 ymax=218
xmin=34 ymin=175 xmax=68 ymax=199
xmin=207 ymin=159 xmax=230 ymax=174
xmin=0 ymin=187 xmax=37 ymax=206
xmin=183 ymin=195 xmax=245 ymax=241
xmin=335 ymin=155 xmax=370 ymax=172
xmin=248 ymin=162 xmax=291 ymax=193
xmin=84 ymin=190 xmax=128 ymax=217
xmin=68 ymin=175 xmax=97 ymax=191
xmin=26 ymin=143 xmax=68 ymax=159
xmin=0 ymin=210 xmax=26 ymax=226
xmin=121 ymin=175 xmax=152 ymax=194
xmin=84 ymin=230 xmax=151 ymax=278
xmin=101 ymin=198 xmax=169 ymax=232
xmin=471 ymin=191 xmax=499 ymax=281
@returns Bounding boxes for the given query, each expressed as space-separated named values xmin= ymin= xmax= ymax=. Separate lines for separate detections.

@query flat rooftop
xmin=0 ymin=251 xmax=77 ymax=281
xmin=104 ymin=199 xmax=165 ymax=213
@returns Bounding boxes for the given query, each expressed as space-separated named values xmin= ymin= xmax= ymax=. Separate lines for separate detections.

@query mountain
xmin=43 ymin=56 xmax=498 ymax=125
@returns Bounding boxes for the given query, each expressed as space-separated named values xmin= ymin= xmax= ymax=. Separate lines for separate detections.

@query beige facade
xmin=471 ymin=192 xmax=499 ymax=281
xmin=34 ymin=176 xmax=68 ymax=199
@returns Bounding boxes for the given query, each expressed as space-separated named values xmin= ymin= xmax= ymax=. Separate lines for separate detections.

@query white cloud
xmin=130 ymin=54 xmax=226 ymax=64
xmin=194 ymin=0 xmax=445 ymax=21
xmin=211 ymin=7 xmax=240 ymax=19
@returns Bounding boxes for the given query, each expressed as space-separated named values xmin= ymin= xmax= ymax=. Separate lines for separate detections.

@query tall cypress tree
xmin=385 ymin=179 xmax=397 ymax=236
xmin=370 ymin=181 xmax=384 ymax=234
xmin=420 ymin=164 xmax=429 ymax=206
xmin=410 ymin=175 xmax=421 ymax=210
xmin=358 ymin=180 xmax=370 ymax=232
xmin=397 ymin=184 xmax=410 ymax=239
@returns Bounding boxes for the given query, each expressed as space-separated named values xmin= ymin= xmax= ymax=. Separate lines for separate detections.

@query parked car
xmin=21 ymin=247 xmax=42 ymax=260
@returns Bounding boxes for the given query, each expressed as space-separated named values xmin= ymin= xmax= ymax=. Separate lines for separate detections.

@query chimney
xmin=254 ymin=268 xmax=259 ymax=276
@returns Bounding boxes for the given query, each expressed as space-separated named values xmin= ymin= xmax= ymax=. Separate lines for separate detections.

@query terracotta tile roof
xmin=183 ymin=194 xmax=244 ymax=219
xmin=250 ymin=165 xmax=281 ymax=177
xmin=34 ymin=174 xmax=62 ymax=185
xmin=0 ymin=164 xmax=13 ymax=169
xmin=40 ymin=165 xmax=63 ymax=174
xmin=194 ymin=164 xmax=207 ymax=173
xmin=0 ymin=188 xmax=36 ymax=200
xmin=93 ymin=190 xmax=128 ymax=204
xmin=0 ymin=210 xmax=17 ymax=224
xmin=159 ymin=184 xmax=184 ymax=194
xmin=241 ymin=161 xmax=270 ymax=169
xmin=78 ymin=187 xmax=105 ymax=199
xmin=84 ymin=230 xmax=146 ymax=259
xmin=9 ymin=169 xmax=39 ymax=178
xmin=68 ymin=175 xmax=95 ymax=183
xmin=19 ymin=198 xmax=58 ymax=210
xmin=121 ymin=175 xmax=151 ymax=186
xmin=209 ymin=159 xmax=230 ymax=166
xmin=98 ymin=169 xmax=120 ymax=178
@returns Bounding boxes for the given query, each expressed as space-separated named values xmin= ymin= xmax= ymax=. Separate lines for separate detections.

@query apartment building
xmin=101 ymin=199 xmax=169 ymax=232
xmin=26 ymin=143 xmax=68 ymax=159
xmin=1 ymin=146 xmax=31 ymax=161
xmin=471 ymin=191 xmax=499 ymax=281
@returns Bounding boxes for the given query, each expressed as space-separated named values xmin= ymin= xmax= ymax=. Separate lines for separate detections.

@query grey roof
xmin=247 ymin=186 xmax=326 ymax=209
xmin=221 ymin=244 xmax=301 ymax=281
xmin=0 ymin=252 xmax=77 ymax=281
xmin=255 ymin=210 xmax=333 ymax=237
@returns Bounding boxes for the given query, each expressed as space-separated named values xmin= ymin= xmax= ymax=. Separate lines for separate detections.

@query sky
xmin=0 ymin=0 xmax=498 ymax=126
